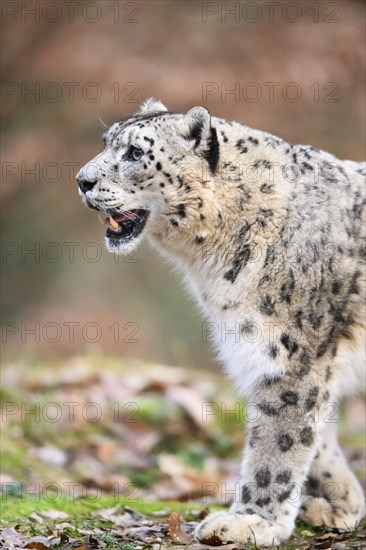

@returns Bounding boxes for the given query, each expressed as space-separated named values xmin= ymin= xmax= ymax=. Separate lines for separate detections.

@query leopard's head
xmin=76 ymin=99 xmax=220 ymax=255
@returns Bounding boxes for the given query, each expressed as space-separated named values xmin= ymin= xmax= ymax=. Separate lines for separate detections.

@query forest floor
xmin=1 ymin=357 xmax=365 ymax=549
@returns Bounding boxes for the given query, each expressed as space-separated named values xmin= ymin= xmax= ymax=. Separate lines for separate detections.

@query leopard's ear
xmin=183 ymin=106 xmax=219 ymax=172
xmin=140 ymin=98 xmax=168 ymax=113
xmin=184 ymin=106 xmax=211 ymax=147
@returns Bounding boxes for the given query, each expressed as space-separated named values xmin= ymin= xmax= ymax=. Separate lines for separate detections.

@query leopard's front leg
xmin=196 ymin=370 xmax=325 ymax=546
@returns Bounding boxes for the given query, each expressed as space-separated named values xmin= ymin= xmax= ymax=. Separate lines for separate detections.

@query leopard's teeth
xmin=98 ymin=214 xmax=105 ymax=226
xmin=109 ymin=216 xmax=119 ymax=230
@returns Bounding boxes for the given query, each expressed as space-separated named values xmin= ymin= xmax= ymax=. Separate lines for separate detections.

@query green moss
xmin=2 ymin=496 xmax=365 ymax=549
xmin=134 ymin=395 xmax=179 ymax=426
xmin=1 ymin=436 xmax=48 ymax=480
xmin=124 ymin=468 xmax=160 ymax=488
xmin=0 ymin=495 xmax=209 ymax=525
xmin=211 ymin=433 xmax=237 ymax=456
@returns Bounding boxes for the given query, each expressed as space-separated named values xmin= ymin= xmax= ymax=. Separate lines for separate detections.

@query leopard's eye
xmin=128 ymin=146 xmax=144 ymax=161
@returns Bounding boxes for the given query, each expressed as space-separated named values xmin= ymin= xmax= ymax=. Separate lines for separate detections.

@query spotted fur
xmin=77 ymin=99 xmax=365 ymax=546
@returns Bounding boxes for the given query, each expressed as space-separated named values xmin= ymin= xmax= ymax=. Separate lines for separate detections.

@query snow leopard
xmin=76 ymin=98 xmax=365 ymax=546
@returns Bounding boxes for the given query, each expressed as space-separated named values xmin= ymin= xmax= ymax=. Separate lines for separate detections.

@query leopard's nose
xmin=77 ymin=175 xmax=98 ymax=194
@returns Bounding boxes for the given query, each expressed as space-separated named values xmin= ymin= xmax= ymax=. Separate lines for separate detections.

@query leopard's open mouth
xmin=99 ymin=209 xmax=149 ymax=245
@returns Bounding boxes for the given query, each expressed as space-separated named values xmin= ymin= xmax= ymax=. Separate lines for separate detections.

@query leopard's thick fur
xmin=77 ymin=99 xmax=365 ymax=546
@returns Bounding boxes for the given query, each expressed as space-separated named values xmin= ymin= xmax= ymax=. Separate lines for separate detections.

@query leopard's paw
xmin=195 ymin=511 xmax=292 ymax=547
xmin=299 ymin=495 xmax=365 ymax=529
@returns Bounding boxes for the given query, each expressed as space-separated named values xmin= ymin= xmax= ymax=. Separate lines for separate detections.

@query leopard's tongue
xmin=100 ymin=211 xmax=138 ymax=233
xmin=111 ymin=213 xmax=134 ymax=223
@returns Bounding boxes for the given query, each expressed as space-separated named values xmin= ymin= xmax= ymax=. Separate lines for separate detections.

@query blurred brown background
xmin=1 ymin=0 xmax=365 ymax=368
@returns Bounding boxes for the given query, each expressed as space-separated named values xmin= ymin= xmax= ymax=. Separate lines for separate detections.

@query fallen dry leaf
xmin=166 ymin=385 xmax=213 ymax=427
xmin=314 ymin=532 xmax=338 ymax=549
xmin=198 ymin=508 xmax=210 ymax=520
xmin=316 ymin=532 xmax=338 ymax=540
xmin=158 ymin=453 xmax=218 ymax=500
xmin=0 ymin=527 xmax=27 ymax=549
xmin=28 ymin=513 xmax=44 ymax=524
xmin=38 ymin=510 xmax=69 ymax=520
xmin=167 ymin=512 xmax=193 ymax=544
xmin=24 ymin=543 xmax=50 ymax=550
xmin=196 ymin=533 xmax=223 ymax=546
